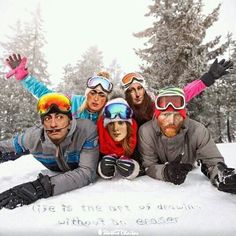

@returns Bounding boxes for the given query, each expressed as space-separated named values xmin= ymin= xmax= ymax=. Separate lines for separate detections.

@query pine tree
xmin=0 ymin=6 xmax=50 ymax=140
xmin=134 ymin=0 xmax=228 ymax=89
xmin=134 ymin=0 xmax=232 ymax=142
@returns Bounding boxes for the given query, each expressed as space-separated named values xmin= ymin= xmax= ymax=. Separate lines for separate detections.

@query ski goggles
xmin=87 ymin=76 xmax=113 ymax=93
xmin=121 ymin=73 xmax=145 ymax=88
xmin=155 ymin=95 xmax=186 ymax=110
xmin=104 ymin=103 xmax=133 ymax=119
xmin=37 ymin=93 xmax=72 ymax=115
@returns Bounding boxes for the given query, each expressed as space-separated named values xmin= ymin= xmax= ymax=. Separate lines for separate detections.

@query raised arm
xmin=5 ymin=53 xmax=53 ymax=99
xmin=183 ymin=58 xmax=233 ymax=102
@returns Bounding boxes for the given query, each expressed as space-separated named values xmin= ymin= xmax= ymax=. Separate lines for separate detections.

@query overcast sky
xmin=0 ymin=0 xmax=235 ymax=85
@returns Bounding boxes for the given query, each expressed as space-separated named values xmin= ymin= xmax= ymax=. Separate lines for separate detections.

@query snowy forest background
xmin=0 ymin=0 xmax=235 ymax=143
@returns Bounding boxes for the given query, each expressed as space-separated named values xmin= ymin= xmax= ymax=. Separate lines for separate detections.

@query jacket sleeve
xmin=20 ymin=75 xmax=54 ymax=99
xmin=194 ymin=124 xmax=224 ymax=184
xmin=50 ymin=124 xmax=99 ymax=196
xmin=0 ymin=128 xmax=34 ymax=162
xmin=183 ymin=79 xmax=206 ymax=103
xmin=138 ymin=126 xmax=165 ymax=181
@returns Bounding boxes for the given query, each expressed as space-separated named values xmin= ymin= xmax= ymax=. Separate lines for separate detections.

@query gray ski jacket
xmin=0 ymin=119 xmax=99 ymax=195
xmin=138 ymin=117 xmax=224 ymax=184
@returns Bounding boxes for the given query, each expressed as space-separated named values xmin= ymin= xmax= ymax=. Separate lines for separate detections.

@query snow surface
xmin=0 ymin=143 xmax=235 ymax=236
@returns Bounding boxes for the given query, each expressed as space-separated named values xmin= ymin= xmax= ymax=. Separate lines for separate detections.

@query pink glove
xmin=5 ymin=54 xmax=28 ymax=81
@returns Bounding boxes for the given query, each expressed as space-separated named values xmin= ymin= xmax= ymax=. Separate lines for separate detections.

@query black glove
xmin=163 ymin=154 xmax=192 ymax=185
xmin=0 ymin=151 xmax=30 ymax=163
xmin=98 ymin=155 xmax=117 ymax=179
xmin=215 ymin=162 xmax=236 ymax=194
xmin=200 ymin=58 xmax=233 ymax=87
xmin=0 ymin=174 xmax=53 ymax=210
xmin=116 ymin=158 xmax=140 ymax=179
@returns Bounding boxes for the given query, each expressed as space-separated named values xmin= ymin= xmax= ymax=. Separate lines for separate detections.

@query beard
xmin=160 ymin=123 xmax=183 ymax=138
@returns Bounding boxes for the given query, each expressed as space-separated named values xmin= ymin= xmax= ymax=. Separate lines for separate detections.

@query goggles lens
xmin=121 ymin=73 xmax=144 ymax=87
xmin=155 ymin=95 xmax=185 ymax=110
xmin=87 ymin=76 xmax=113 ymax=93
xmin=104 ymin=103 xmax=133 ymax=119
xmin=37 ymin=93 xmax=72 ymax=115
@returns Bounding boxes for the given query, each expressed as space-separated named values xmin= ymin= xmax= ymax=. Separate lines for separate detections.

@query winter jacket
xmin=138 ymin=117 xmax=224 ymax=184
xmin=21 ymin=75 xmax=99 ymax=123
xmin=0 ymin=119 xmax=99 ymax=196
xmin=97 ymin=117 xmax=138 ymax=158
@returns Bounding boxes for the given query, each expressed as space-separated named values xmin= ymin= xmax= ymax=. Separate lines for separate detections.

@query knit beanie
xmin=154 ymin=87 xmax=187 ymax=119
xmin=121 ymin=72 xmax=147 ymax=92
xmin=103 ymin=98 xmax=133 ymax=127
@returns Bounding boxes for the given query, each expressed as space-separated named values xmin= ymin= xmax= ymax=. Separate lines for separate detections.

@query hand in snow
xmin=0 ymin=174 xmax=52 ymax=210
xmin=215 ymin=162 xmax=236 ymax=194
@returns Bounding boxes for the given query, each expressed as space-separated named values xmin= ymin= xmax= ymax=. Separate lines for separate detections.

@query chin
xmin=164 ymin=128 xmax=178 ymax=138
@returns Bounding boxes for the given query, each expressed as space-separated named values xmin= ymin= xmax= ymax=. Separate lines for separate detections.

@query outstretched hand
xmin=6 ymin=54 xmax=22 ymax=69
xmin=209 ymin=58 xmax=233 ymax=79
xmin=200 ymin=58 xmax=233 ymax=87
xmin=5 ymin=53 xmax=28 ymax=80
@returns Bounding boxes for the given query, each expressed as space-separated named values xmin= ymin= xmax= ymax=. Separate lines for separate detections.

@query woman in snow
xmin=97 ymin=97 xmax=140 ymax=180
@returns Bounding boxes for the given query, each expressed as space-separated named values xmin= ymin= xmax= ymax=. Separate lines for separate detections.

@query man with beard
xmin=0 ymin=92 xmax=99 ymax=209
xmin=138 ymin=87 xmax=236 ymax=194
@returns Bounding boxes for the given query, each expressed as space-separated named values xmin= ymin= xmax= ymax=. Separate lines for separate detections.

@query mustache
xmin=45 ymin=123 xmax=70 ymax=132
xmin=164 ymin=124 xmax=177 ymax=129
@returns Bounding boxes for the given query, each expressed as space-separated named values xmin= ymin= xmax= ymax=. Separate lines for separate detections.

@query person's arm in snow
xmin=50 ymin=123 xmax=99 ymax=196
xmin=138 ymin=126 xmax=166 ymax=181
xmin=5 ymin=53 xmax=53 ymax=99
xmin=0 ymin=132 xmax=31 ymax=162
xmin=193 ymin=123 xmax=225 ymax=184
xmin=183 ymin=58 xmax=233 ymax=102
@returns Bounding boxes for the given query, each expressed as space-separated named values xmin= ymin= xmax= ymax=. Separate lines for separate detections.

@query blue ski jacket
xmin=21 ymin=75 xmax=99 ymax=123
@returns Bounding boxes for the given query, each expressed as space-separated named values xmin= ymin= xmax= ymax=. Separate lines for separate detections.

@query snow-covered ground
xmin=0 ymin=143 xmax=235 ymax=236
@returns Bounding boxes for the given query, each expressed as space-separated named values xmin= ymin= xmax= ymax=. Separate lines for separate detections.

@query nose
xmin=50 ymin=116 xmax=57 ymax=127
xmin=135 ymin=89 xmax=140 ymax=97
xmin=112 ymin=122 xmax=119 ymax=131
xmin=167 ymin=114 xmax=175 ymax=124
xmin=93 ymin=93 xmax=99 ymax=101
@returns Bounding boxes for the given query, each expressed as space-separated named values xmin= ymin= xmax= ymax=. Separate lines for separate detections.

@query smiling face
xmin=43 ymin=113 xmax=71 ymax=144
xmin=126 ymin=83 xmax=145 ymax=105
xmin=86 ymin=86 xmax=107 ymax=112
xmin=157 ymin=111 xmax=184 ymax=138
xmin=107 ymin=121 xmax=128 ymax=142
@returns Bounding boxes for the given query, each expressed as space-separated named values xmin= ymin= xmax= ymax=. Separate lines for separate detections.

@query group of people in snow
xmin=0 ymin=53 xmax=235 ymax=210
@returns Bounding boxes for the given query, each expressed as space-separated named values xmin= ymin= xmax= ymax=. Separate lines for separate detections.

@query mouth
xmin=92 ymin=103 xmax=99 ymax=107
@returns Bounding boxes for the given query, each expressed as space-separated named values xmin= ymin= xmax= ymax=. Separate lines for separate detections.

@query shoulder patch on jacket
xmin=83 ymin=136 xmax=98 ymax=149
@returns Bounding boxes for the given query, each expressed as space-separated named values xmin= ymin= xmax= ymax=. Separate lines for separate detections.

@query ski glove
xmin=116 ymin=158 xmax=140 ymax=180
xmin=163 ymin=154 xmax=192 ymax=185
xmin=200 ymin=58 xmax=233 ymax=87
xmin=98 ymin=155 xmax=117 ymax=179
xmin=0 ymin=174 xmax=53 ymax=210
xmin=5 ymin=53 xmax=29 ymax=81
xmin=215 ymin=162 xmax=236 ymax=194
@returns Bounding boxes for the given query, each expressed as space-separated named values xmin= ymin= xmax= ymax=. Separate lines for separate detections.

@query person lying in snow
xmin=138 ymin=86 xmax=236 ymax=194
xmin=0 ymin=93 xmax=99 ymax=209
xmin=97 ymin=97 xmax=140 ymax=180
